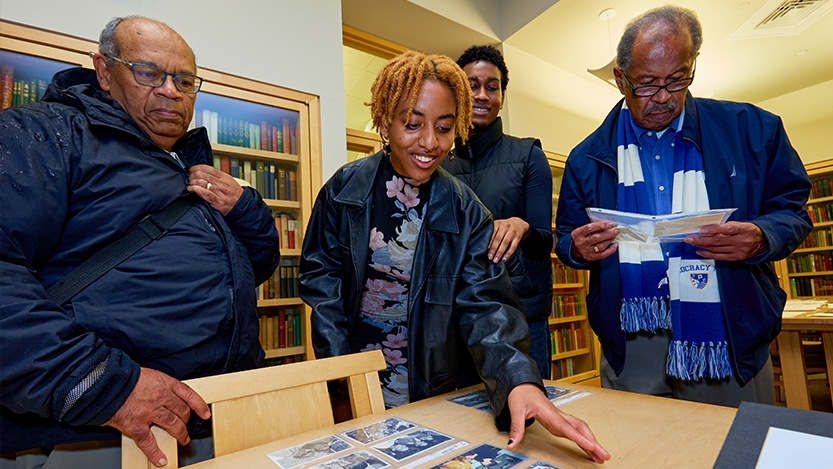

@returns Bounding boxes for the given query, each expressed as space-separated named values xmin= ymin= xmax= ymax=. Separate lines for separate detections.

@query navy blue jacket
xmin=554 ymin=95 xmax=811 ymax=383
xmin=0 ymin=68 xmax=278 ymax=451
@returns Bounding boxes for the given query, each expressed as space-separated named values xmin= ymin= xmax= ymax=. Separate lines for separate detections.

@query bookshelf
xmin=0 ymin=20 xmax=322 ymax=364
xmin=780 ymin=158 xmax=833 ymax=298
xmin=546 ymin=151 xmax=600 ymax=385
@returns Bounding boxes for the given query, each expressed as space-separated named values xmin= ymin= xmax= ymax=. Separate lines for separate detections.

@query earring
xmin=383 ymin=143 xmax=391 ymax=157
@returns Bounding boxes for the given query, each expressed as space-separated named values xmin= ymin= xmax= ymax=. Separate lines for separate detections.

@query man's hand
xmin=507 ymin=384 xmax=610 ymax=464
xmin=570 ymin=222 xmax=619 ymax=262
xmin=106 ymin=368 xmax=211 ymax=467
xmin=187 ymin=164 xmax=245 ymax=216
xmin=685 ymin=221 xmax=766 ymax=261
xmin=488 ymin=218 xmax=530 ymax=263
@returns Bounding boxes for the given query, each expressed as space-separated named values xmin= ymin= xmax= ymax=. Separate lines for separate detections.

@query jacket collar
xmin=586 ymin=93 xmax=703 ymax=166
xmin=45 ymin=68 xmax=136 ymax=131
xmin=454 ymin=116 xmax=504 ymax=160
xmin=334 ymin=152 xmax=460 ymax=233
xmin=43 ymin=67 xmax=210 ymax=164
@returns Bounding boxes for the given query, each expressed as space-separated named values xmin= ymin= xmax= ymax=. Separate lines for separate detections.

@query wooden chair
xmin=122 ymin=350 xmax=386 ymax=469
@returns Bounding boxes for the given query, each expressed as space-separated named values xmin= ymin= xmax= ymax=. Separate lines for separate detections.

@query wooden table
xmin=188 ymin=382 xmax=736 ymax=469
xmin=778 ymin=310 xmax=833 ymax=410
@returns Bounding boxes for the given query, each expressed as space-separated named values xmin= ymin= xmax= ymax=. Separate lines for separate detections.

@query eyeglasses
xmin=620 ymin=64 xmax=696 ymax=98
xmin=100 ymin=53 xmax=203 ymax=94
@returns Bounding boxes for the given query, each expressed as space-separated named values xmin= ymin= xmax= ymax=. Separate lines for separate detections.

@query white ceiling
xmin=342 ymin=0 xmax=833 ymax=137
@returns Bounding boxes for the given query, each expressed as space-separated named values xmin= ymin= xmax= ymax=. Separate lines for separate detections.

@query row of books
xmin=786 ymin=253 xmax=833 ymax=274
xmin=810 ymin=178 xmax=833 ymax=199
xmin=552 ymin=259 xmax=580 ymax=284
xmin=275 ymin=213 xmax=300 ymax=251
xmin=805 ymin=203 xmax=833 ymax=224
xmin=214 ymin=154 xmax=298 ymax=202
xmin=264 ymin=354 xmax=304 ymax=366
xmin=195 ymin=110 xmax=297 ymax=155
xmin=257 ymin=260 xmax=299 ymax=300
xmin=551 ymin=324 xmax=586 ymax=355
xmin=552 ymin=357 xmax=577 ymax=380
xmin=799 ymin=229 xmax=833 ymax=249
xmin=551 ymin=295 xmax=583 ymax=318
xmin=0 ymin=64 xmax=48 ymax=110
xmin=258 ymin=307 xmax=302 ymax=350
xmin=789 ymin=276 xmax=833 ymax=297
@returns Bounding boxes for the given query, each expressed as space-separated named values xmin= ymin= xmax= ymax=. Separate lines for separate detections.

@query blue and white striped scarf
xmin=616 ymin=103 xmax=732 ymax=380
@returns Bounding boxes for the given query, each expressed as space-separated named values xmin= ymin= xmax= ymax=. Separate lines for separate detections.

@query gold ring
xmin=592 ymin=245 xmax=599 ymax=253
xmin=206 ymin=182 xmax=212 ymax=191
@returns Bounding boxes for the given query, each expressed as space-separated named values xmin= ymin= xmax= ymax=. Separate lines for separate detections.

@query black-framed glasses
xmin=621 ymin=63 xmax=696 ymax=98
xmin=100 ymin=53 xmax=203 ymax=94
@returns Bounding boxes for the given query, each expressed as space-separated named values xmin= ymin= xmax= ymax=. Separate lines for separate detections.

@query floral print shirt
xmin=350 ymin=156 xmax=431 ymax=408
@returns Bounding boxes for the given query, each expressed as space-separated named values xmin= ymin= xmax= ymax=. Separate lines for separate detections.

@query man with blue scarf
xmin=555 ymin=5 xmax=811 ymax=407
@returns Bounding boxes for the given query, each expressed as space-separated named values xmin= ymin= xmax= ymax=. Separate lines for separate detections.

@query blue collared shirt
xmin=630 ymin=110 xmax=684 ymax=215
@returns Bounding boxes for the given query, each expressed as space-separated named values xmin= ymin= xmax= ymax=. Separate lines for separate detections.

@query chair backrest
xmin=122 ymin=350 xmax=386 ymax=469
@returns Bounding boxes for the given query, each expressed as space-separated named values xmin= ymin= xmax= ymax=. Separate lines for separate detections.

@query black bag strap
xmin=46 ymin=194 xmax=195 ymax=305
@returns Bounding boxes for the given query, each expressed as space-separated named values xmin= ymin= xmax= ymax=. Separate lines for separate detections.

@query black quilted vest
xmin=442 ymin=117 xmax=552 ymax=322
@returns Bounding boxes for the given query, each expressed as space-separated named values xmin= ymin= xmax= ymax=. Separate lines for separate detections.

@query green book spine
xmin=256 ymin=161 xmax=266 ymax=198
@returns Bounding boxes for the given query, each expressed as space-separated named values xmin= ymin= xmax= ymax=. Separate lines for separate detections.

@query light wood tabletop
xmin=778 ymin=309 xmax=833 ymax=410
xmin=187 ymin=381 xmax=737 ymax=469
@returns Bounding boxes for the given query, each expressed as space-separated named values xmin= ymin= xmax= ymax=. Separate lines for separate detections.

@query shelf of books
xmin=546 ymin=151 xmax=600 ymax=385
xmin=0 ymin=20 xmax=322 ymax=364
xmin=550 ymin=255 xmax=597 ymax=383
xmin=782 ymin=159 xmax=833 ymax=298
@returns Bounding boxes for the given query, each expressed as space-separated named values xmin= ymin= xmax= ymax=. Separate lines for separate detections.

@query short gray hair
xmin=98 ymin=15 xmax=196 ymax=67
xmin=616 ymin=5 xmax=702 ymax=72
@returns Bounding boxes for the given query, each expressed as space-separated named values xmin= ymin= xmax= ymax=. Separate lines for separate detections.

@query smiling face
xmin=614 ymin=26 xmax=695 ymax=131
xmin=380 ymin=79 xmax=456 ymax=184
xmin=463 ymin=60 xmax=503 ymax=131
xmin=94 ymin=18 xmax=196 ymax=151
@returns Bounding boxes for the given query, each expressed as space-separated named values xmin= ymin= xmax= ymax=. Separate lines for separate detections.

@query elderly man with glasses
xmin=555 ymin=5 xmax=811 ymax=407
xmin=0 ymin=16 xmax=278 ymax=468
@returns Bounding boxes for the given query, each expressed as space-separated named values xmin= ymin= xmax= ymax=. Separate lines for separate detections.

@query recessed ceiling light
xmin=599 ymin=8 xmax=616 ymax=21
xmin=796 ymin=49 xmax=808 ymax=56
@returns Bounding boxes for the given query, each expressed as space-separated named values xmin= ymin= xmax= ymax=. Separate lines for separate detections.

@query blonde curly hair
xmin=369 ymin=50 xmax=473 ymax=144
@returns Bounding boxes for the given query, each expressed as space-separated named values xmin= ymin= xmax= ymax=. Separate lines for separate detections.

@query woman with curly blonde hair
xmin=300 ymin=51 xmax=609 ymax=464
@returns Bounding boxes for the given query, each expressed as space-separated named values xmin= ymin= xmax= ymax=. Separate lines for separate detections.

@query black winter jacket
xmin=0 ymin=68 xmax=278 ymax=451
xmin=300 ymin=152 xmax=542 ymax=420
xmin=443 ymin=118 xmax=553 ymax=322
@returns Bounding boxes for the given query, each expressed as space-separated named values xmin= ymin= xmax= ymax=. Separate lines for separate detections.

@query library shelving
xmin=780 ymin=159 xmax=833 ymax=298
xmin=0 ymin=19 xmax=322 ymax=363
xmin=546 ymin=151 xmax=600 ymax=385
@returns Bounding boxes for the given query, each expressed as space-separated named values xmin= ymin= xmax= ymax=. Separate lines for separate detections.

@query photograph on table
xmin=267 ymin=435 xmax=353 ymax=469
xmin=429 ymin=444 xmax=526 ymax=469
xmin=308 ymin=450 xmax=389 ymax=469
xmin=342 ymin=417 xmax=418 ymax=445
xmin=447 ymin=386 xmax=581 ymax=413
xmin=370 ymin=428 xmax=453 ymax=461
xmin=447 ymin=391 xmax=491 ymax=408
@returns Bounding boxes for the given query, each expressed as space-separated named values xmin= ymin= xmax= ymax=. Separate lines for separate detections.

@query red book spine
xmin=278 ymin=309 xmax=286 ymax=348
xmin=282 ymin=119 xmax=290 ymax=153
xmin=220 ymin=155 xmax=230 ymax=174
xmin=287 ymin=218 xmax=295 ymax=249
xmin=260 ymin=121 xmax=268 ymax=150
xmin=0 ymin=63 xmax=13 ymax=110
